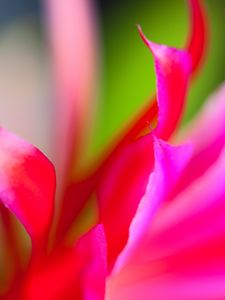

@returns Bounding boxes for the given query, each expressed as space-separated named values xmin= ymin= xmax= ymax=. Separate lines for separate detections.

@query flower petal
xmin=138 ymin=27 xmax=191 ymax=140
xmin=105 ymin=0 xmax=207 ymax=152
xmin=46 ymin=0 xmax=99 ymax=186
xmin=147 ymin=142 xmax=225 ymax=261
xmin=97 ymin=134 xmax=154 ymax=270
xmin=80 ymin=224 xmax=107 ymax=300
xmin=0 ymin=128 xmax=55 ymax=246
xmin=107 ymin=145 xmax=225 ymax=300
xmin=187 ymin=0 xmax=208 ymax=76
xmin=112 ymin=138 xmax=192 ymax=274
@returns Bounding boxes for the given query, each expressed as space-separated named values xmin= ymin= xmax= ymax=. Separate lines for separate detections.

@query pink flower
xmin=1 ymin=0 xmax=224 ymax=299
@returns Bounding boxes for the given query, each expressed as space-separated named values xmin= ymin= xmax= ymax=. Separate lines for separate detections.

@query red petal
xmin=79 ymin=224 xmax=107 ymax=300
xmin=22 ymin=225 xmax=106 ymax=300
xmin=97 ymin=134 xmax=154 ymax=270
xmin=187 ymin=0 xmax=208 ymax=77
xmin=0 ymin=128 xmax=55 ymax=247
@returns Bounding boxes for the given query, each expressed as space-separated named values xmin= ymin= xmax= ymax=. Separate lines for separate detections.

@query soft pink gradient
xmin=1 ymin=0 xmax=223 ymax=299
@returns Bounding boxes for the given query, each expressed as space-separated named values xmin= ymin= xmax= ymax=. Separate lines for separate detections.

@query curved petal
xmin=107 ymin=144 xmax=225 ymax=300
xmin=0 ymin=128 xmax=55 ymax=247
xmin=147 ymin=143 xmax=225 ymax=259
xmin=138 ymin=27 xmax=191 ymax=140
xmin=113 ymin=138 xmax=192 ymax=274
xmin=104 ymin=0 xmax=207 ymax=154
xmin=187 ymin=0 xmax=208 ymax=76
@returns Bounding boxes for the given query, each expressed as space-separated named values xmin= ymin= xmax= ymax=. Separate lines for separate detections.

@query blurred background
xmin=0 ymin=0 xmax=224 ymax=167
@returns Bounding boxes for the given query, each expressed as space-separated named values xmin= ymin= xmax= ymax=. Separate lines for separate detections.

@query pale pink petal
xmin=46 ymin=0 xmax=99 ymax=186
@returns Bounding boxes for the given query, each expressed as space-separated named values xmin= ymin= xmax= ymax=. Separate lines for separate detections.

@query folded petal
xmin=0 ymin=128 xmax=55 ymax=247
xmin=138 ymin=27 xmax=191 ymax=140
xmin=105 ymin=0 xmax=207 ymax=155
xmin=112 ymin=138 xmax=192 ymax=274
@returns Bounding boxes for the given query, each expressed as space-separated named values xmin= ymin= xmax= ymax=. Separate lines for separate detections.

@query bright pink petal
xmin=46 ymin=0 xmax=99 ymax=186
xmin=113 ymin=138 xmax=192 ymax=274
xmin=107 ymin=134 xmax=225 ymax=300
xmin=138 ymin=27 xmax=191 ymax=140
xmin=97 ymin=134 xmax=154 ymax=270
xmin=107 ymin=149 xmax=225 ymax=298
xmin=0 ymin=128 xmax=55 ymax=247
xmin=22 ymin=225 xmax=106 ymax=300
xmin=146 ymin=142 xmax=225 ymax=262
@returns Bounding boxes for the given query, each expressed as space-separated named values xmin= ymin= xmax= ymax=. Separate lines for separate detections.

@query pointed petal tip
xmin=137 ymin=25 xmax=153 ymax=50
xmin=137 ymin=25 xmax=186 ymax=66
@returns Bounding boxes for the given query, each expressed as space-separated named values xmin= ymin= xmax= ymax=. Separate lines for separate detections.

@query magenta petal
xmin=0 ymin=128 xmax=55 ymax=246
xmin=107 ymin=144 xmax=225 ymax=300
xmin=79 ymin=224 xmax=107 ymax=300
xmin=138 ymin=27 xmax=191 ymax=140
xmin=112 ymin=137 xmax=192 ymax=274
